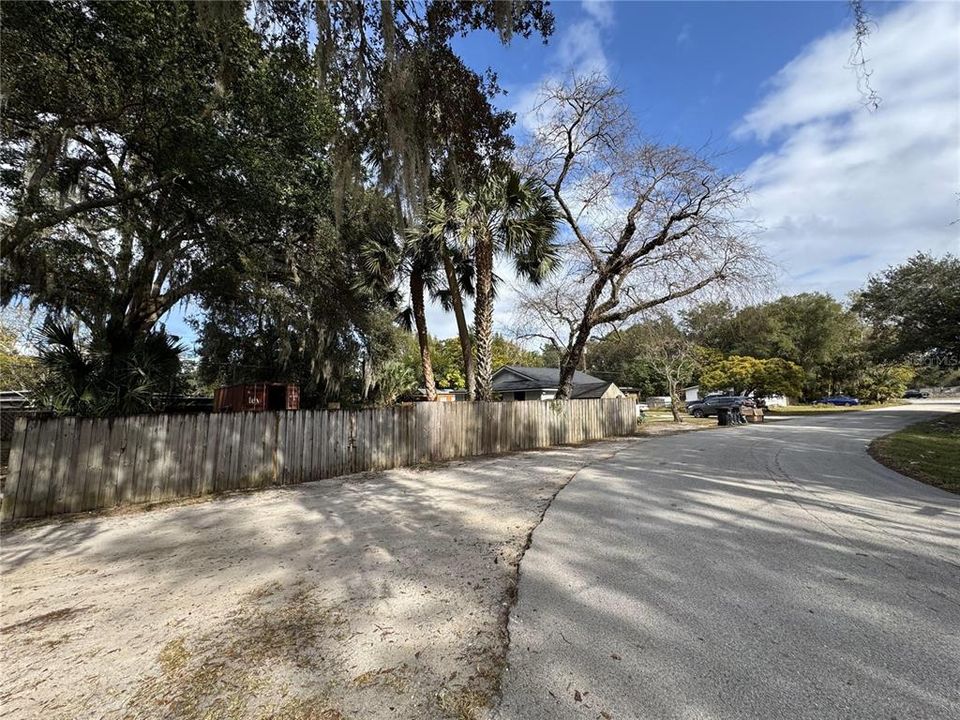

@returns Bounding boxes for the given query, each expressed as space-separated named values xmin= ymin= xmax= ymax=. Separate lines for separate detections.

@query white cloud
xmin=581 ymin=0 xmax=614 ymax=29
xmin=424 ymin=299 xmax=463 ymax=341
xmin=676 ymin=23 xmax=692 ymax=47
xmin=555 ymin=19 xmax=610 ymax=76
xmin=508 ymin=3 xmax=614 ymax=134
xmin=740 ymin=1 xmax=960 ymax=298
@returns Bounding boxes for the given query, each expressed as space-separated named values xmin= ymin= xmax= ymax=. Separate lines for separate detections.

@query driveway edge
xmin=485 ymin=438 xmax=636 ymax=718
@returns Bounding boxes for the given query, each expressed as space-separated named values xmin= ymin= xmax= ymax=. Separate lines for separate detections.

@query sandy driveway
xmin=1 ymin=439 xmax=637 ymax=720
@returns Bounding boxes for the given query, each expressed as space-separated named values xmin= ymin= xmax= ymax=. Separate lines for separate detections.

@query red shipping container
xmin=213 ymin=383 xmax=300 ymax=412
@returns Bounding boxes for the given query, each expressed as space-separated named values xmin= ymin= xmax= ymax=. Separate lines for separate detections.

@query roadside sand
xmin=1 ymin=440 xmax=632 ymax=720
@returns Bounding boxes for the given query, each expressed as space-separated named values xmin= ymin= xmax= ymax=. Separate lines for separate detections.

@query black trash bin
xmin=717 ymin=408 xmax=730 ymax=426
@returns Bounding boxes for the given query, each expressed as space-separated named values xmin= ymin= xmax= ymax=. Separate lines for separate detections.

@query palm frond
xmin=395 ymin=306 xmax=414 ymax=332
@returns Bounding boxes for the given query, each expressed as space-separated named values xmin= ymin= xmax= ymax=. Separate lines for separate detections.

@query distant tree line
xmin=574 ymin=253 xmax=958 ymax=412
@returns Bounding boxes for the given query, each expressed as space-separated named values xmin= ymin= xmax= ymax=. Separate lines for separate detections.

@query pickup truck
xmin=685 ymin=395 xmax=744 ymax=418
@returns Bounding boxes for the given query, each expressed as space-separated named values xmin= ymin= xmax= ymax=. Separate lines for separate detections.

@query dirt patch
xmin=128 ymin=583 xmax=350 ymax=719
xmin=0 ymin=440 xmax=633 ymax=719
xmin=637 ymin=420 xmax=715 ymax=436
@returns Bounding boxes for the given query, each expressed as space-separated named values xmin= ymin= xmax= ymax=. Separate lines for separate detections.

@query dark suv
xmin=686 ymin=395 xmax=744 ymax=418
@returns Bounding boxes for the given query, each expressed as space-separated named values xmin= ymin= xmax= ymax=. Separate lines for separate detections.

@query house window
xmin=514 ymin=391 xmax=526 ymax=401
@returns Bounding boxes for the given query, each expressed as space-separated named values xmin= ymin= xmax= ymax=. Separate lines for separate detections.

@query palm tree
xmin=455 ymin=170 xmax=561 ymax=401
xmin=407 ymin=252 xmax=440 ymax=401
xmin=418 ymin=197 xmax=478 ymax=400
xmin=360 ymin=223 xmax=442 ymax=401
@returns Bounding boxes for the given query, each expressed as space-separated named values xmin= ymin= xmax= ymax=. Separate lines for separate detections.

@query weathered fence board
xmin=1 ymin=398 xmax=636 ymax=522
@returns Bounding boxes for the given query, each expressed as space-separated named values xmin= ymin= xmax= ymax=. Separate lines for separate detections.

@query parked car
xmin=685 ymin=395 xmax=744 ymax=418
xmin=815 ymin=395 xmax=860 ymax=406
xmin=903 ymin=389 xmax=929 ymax=399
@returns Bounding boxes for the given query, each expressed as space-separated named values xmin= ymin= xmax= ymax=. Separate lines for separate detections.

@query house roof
xmin=492 ymin=366 xmax=613 ymax=394
xmin=570 ymin=381 xmax=617 ymax=399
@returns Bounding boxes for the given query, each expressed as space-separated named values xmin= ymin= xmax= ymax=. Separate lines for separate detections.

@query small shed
xmin=1 ymin=390 xmax=39 ymax=444
xmin=214 ymin=383 xmax=300 ymax=413
xmin=403 ymin=388 xmax=469 ymax=402
xmin=646 ymin=395 xmax=673 ymax=408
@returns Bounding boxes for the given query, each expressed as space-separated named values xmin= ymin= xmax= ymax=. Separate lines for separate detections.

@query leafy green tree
xmin=490 ymin=334 xmax=545 ymax=371
xmin=430 ymin=338 xmax=468 ymax=389
xmin=752 ymin=358 xmax=807 ymax=401
xmin=683 ymin=293 xmax=864 ymax=399
xmin=700 ymin=356 xmax=764 ymax=396
xmin=700 ymin=355 xmax=805 ymax=400
xmin=2 ymin=0 xmax=334 ymax=408
xmin=761 ymin=295 xmax=863 ymax=377
xmin=857 ymin=364 xmax=915 ymax=403
xmin=586 ymin=327 xmax=668 ymax=398
xmin=853 ymin=253 xmax=960 ymax=364
xmin=540 ymin=343 xmax=563 ymax=370
xmin=373 ymin=360 xmax=418 ymax=405
xmin=0 ymin=313 xmax=41 ymax=391
xmin=680 ymin=301 xmax=739 ymax=354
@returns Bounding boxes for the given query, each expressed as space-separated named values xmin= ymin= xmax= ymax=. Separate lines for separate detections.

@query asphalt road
xmin=494 ymin=401 xmax=960 ymax=720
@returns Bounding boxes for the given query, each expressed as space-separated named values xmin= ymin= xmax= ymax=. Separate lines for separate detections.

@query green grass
xmin=767 ymin=401 xmax=905 ymax=415
xmin=869 ymin=413 xmax=960 ymax=494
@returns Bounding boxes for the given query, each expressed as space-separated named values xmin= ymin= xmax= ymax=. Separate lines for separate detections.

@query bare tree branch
xmin=849 ymin=0 xmax=881 ymax=110
xmin=514 ymin=74 xmax=769 ymax=398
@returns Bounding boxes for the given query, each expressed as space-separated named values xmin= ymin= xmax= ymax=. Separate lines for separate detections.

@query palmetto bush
xmin=36 ymin=319 xmax=184 ymax=417
xmin=374 ymin=360 xmax=418 ymax=405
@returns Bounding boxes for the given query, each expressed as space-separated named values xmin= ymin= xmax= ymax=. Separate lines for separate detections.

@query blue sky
xmin=166 ymin=0 xmax=960 ymax=347
xmin=455 ymin=0 xmax=855 ymax=169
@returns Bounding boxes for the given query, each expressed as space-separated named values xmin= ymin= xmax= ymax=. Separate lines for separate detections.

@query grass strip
xmin=767 ymin=401 xmax=905 ymax=415
xmin=868 ymin=413 xmax=960 ymax=494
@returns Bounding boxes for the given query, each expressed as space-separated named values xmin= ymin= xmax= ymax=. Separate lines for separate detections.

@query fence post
xmin=1 ymin=417 xmax=28 ymax=523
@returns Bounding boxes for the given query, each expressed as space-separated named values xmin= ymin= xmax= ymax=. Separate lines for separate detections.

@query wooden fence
xmin=1 ymin=398 xmax=635 ymax=522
